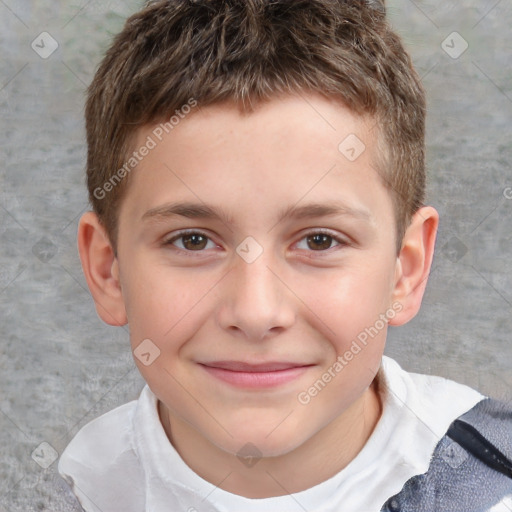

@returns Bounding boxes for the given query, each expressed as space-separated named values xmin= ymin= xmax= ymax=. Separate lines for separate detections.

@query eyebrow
xmin=142 ymin=200 xmax=371 ymax=226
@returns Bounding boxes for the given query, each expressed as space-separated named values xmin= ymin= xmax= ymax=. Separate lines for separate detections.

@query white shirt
xmin=58 ymin=356 xmax=511 ymax=511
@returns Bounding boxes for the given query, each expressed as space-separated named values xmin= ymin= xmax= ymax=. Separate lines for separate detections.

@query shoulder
xmin=380 ymin=355 xmax=484 ymax=400
xmin=58 ymin=390 xmax=147 ymax=512
xmin=60 ymin=399 xmax=137 ymax=458
xmin=380 ymin=394 xmax=512 ymax=512
xmin=379 ymin=356 xmax=485 ymax=435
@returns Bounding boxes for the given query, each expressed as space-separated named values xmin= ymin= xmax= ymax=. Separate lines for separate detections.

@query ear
xmin=389 ymin=206 xmax=439 ymax=326
xmin=77 ymin=212 xmax=128 ymax=326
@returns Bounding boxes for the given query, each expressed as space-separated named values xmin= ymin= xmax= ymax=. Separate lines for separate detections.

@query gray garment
xmin=380 ymin=398 xmax=512 ymax=512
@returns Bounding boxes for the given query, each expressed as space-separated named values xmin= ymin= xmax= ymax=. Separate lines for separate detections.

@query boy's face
xmin=111 ymin=94 xmax=404 ymax=457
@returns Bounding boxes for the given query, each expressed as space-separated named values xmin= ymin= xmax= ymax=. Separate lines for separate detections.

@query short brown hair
xmin=85 ymin=0 xmax=426 ymax=253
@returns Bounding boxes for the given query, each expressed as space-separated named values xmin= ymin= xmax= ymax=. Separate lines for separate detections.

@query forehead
xmin=121 ymin=93 xmax=391 ymax=226
xmin=148 ymin=93 xmax=377 ymax=155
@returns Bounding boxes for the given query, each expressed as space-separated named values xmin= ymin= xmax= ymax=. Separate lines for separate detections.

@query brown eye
xmin=181 ymin=233 xmax=208 ymax=250
xmin=306 ymin=233 xmax=335 ymax=251
xmin=166 ymin=231 xmax=216 ymax=252
xmin=295 ymin=230 xmax=346 ymax=253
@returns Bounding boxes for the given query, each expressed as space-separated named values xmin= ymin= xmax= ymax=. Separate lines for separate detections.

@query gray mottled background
xmin=0 ymin=0 xmax=511 ymax=510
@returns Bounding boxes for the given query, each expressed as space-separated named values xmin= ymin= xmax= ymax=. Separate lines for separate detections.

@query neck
xmin=158 ymin=377 xmax=382 ymax=498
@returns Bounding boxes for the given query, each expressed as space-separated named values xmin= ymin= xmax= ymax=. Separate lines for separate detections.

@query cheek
xmin=301 ymin=267 xmax=392 ymax=405
xmin=307 ymin=261 xmax=395 ymax=349
xmin=123 ymin=260 xmax=218 ymax=348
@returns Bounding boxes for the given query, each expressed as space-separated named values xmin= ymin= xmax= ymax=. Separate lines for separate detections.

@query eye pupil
xmin=307 ymin=234 xmax=332 ymax=251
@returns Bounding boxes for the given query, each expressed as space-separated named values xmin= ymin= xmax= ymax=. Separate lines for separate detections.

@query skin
xmin=78 ymin=92 xmax=438 ymax=498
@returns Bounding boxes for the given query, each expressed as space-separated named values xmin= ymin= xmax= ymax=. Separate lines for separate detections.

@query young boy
xmin=58 ymin=0 xmax=512 ymax=510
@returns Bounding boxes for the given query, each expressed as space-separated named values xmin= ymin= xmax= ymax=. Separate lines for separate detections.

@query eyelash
xmin=163 ymin=229 xmax=348 ymax=256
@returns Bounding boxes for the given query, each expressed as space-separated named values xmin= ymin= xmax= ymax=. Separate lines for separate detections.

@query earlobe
xmin=77 ymin=212 xmax=128 ymax=326
xmin=389 ymin=206 xmax=439 ymax=326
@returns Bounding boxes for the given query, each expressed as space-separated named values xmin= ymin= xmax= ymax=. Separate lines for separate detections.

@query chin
xmin=215 ymin=425 xmax=307 ymax=459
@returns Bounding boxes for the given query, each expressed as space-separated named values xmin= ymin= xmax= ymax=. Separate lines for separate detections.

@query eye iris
xmin=307 ymin=234 xmax=332 ymax=251
xmin=183 ymin=234 xmax=208 ymax=250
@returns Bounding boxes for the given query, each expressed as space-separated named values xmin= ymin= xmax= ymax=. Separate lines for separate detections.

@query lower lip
xmin=200 ymin=365 xmax=312 ymax=389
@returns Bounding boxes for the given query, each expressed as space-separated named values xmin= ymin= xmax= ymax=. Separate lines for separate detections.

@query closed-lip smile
xmin=198 ymin=361 xmax=315 ymax=388
xmin=200 ymin=361 xmax=313 ymax=372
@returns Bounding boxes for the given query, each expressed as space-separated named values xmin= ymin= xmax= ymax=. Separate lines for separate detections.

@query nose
xmin=216 ymin=245 xmax=296 ymax=341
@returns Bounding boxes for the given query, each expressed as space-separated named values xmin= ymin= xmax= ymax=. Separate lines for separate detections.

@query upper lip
xmin=200 ymin=361 xmax=313 ymax=372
